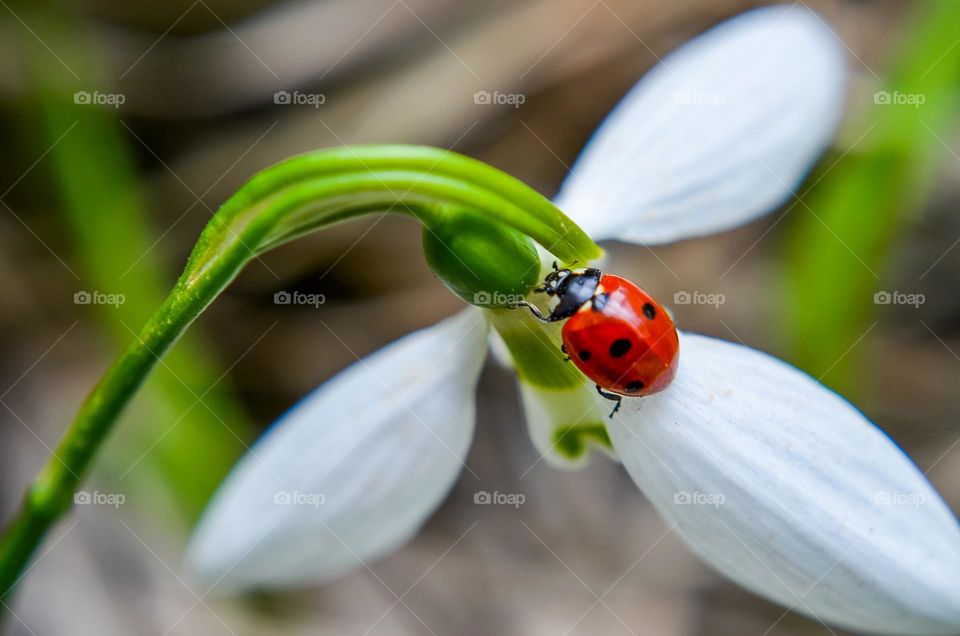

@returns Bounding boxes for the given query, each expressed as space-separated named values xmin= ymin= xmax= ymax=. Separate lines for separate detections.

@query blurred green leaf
xmin=15 ymin=4 xmax=254 ymax=523
xmin=783 ymin=0 xmax=960 ymax=396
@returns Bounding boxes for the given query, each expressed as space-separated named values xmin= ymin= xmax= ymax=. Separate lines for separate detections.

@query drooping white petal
xmin=555 ymin=5 xmax=846 ymax=245
xmin=186 ymin=309 xmax=488 ymax=593
xmin=607 ymin=333 xmax=960 ymax=634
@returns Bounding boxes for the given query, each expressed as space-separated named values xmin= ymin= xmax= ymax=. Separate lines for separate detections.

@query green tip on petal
xmin=553 ymin=422 xmax=612 ymax=460
xmin=486 ymin=307 xmax=616 ymax=466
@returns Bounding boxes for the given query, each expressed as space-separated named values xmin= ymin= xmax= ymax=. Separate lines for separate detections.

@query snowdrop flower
xmin=188 ymin=6 xmax=960 ymax=634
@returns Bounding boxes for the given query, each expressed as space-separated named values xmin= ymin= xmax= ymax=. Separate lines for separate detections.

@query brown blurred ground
xmin=2 ymin=0 xmax=958 ymax=634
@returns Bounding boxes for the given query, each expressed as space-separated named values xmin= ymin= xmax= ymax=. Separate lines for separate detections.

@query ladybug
xmin=517 ymin=263 xmax=679 ymax=417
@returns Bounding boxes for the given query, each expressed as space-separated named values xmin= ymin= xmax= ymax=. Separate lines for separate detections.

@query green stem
xmin=20 ymin=0 xmax=255 ymax=523
xmin=0 ymin=288 xmax=200 ymax=602
xmin=0 ymin=144 xmax=600 ymax=602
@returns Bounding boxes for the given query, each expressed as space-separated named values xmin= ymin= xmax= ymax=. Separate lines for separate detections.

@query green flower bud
xmin=422 ymin=208 xmax=541 ymax=308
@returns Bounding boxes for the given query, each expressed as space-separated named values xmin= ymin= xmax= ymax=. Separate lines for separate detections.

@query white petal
xmin=555 ymin=5 xmax=846 ymax=244
xmin=608 ymin=333 xmax=960 ymax=634
xmin=186 ymin=309 xmax=488 ymax=593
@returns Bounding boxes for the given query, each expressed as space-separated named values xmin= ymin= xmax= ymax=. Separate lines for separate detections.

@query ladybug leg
xmin=608 ymin=399 xmax=622 ymax=419
xmin=511 ymin=300 xmax=558 ymax=323
xmin=560 ymin=344 xmax=571 ymax=362
xmin=595 ymin=384 xmax=623 ymax=419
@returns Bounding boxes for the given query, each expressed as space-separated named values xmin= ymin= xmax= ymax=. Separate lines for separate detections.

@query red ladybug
xmin=518 ymin=264 xmax=679 ymax=417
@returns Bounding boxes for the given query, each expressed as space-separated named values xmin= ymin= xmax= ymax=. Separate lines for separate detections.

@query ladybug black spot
xmin=609 ymin=339 xmax=632 ymax=358
xmin=578 ymin=350 xmax=592 ymax=361
xmin=642 ymin=303 xmax=656 ymax=320
xmin=626 ymin=380 xmax=645 ymax=393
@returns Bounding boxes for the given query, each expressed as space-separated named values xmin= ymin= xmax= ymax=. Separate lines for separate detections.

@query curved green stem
xmin=0 ymin=144 xmax=600 ymax=602
xmin=0 ymin=288 xmax=199 ymax=603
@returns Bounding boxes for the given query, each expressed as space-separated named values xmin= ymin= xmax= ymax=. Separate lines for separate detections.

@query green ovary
xmin=422 ymin=207 xmax=542 ymax=308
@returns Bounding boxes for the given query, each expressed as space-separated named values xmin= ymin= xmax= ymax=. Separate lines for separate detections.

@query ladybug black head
xmin=535 ymin=264 xmax=602 ymax=321
xmin=537 ymin=262 xmax=573 ymax=297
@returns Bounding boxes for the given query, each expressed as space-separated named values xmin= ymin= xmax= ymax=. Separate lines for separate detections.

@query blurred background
xmin=1 ymin=0 xmax=958 ymax=634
